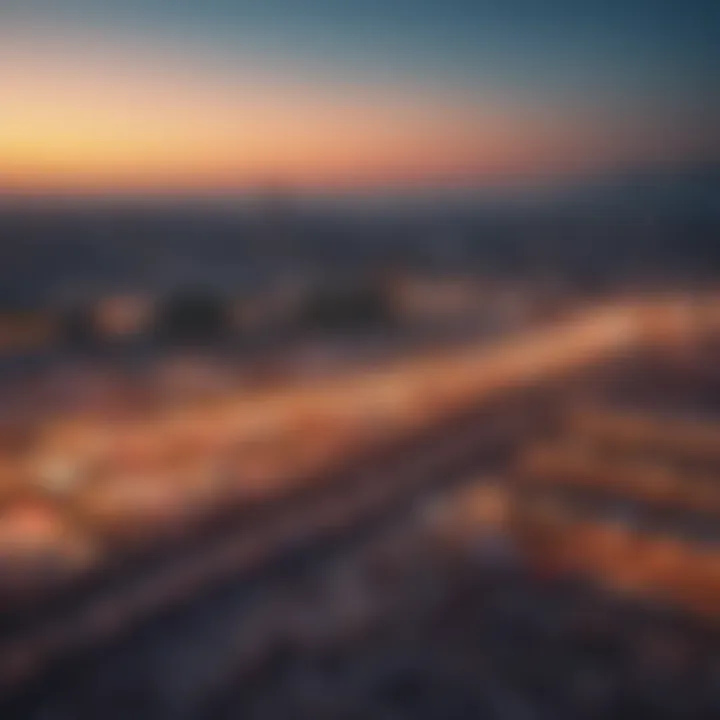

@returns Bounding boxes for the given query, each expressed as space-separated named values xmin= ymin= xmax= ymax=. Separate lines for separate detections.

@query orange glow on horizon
xmin=0 ymin=35 xmax=631 ymax=193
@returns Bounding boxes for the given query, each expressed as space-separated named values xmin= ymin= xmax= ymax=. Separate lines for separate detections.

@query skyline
xmin=1 ymin=0 xmax=719 ymax=195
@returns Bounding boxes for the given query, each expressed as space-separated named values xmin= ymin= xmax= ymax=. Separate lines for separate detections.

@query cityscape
xmin=1 ymin=0 xmax=720 ymax=718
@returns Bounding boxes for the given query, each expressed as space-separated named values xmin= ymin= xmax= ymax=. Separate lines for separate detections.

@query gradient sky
xmin=1 ymin=0 xmax=719 ymax=194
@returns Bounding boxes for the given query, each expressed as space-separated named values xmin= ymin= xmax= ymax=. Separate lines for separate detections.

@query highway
xmin=0 ymin=295 xmax=715 ymax=716
xmin=0 ymin=388 xmax=552 ymax=715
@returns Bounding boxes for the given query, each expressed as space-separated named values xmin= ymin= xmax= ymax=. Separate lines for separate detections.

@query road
xmin=0 ymin=296 xmax=710 ymax=715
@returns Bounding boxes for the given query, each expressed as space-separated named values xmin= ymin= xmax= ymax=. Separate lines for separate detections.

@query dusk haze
xmin=2 ymin=0 xmax=719 ymax=195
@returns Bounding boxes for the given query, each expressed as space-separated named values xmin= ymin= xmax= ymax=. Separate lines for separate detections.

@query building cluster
xmin=28 ymin=468 xmax=720 ymax=720
xmin=0 ymin=296 xmax=718 ymax=617
xmin=511 ymin=404 xmax=720 ymax=616
xmin=2 ymin=294 xmax=720 ymax=718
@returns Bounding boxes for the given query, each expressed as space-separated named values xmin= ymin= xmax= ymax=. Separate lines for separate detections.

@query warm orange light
xmin=0 ymin=35 xmax=611 ymax=193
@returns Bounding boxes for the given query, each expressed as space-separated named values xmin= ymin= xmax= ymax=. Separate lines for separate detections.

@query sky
xmin=1 ymin=0 xmax=719 ymax=195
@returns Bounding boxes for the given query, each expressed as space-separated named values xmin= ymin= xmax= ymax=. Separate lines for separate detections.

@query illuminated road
xmin=0 ymin=295 xmax=714 ymax=713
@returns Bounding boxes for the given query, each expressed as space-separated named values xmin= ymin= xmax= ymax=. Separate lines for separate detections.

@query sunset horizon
xmin=2 ymin=1 xmax=718 ymax=196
